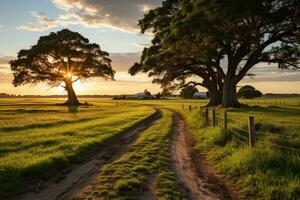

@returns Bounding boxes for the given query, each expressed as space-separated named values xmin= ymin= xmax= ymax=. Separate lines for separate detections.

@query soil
xmin=15 ymin=109 xmax=161 ymax=200
xmin=139 ymin=173 xmax=157 ymax=200
xmin=171 ymin=112 xmax=239 ymax=200
xmin=15 ymin=108 xmax=240 ymax=200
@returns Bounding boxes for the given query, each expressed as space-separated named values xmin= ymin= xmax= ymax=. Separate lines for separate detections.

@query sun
xmin=66 ymin=72 xmax=72 ymax=78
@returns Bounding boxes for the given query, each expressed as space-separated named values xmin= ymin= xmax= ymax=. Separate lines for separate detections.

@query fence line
xmin=198 ymin=107 xmax=300 ymax=154
xmin=259 ymin=141 xmax=300 ymax=153
xmin=240 ymin=99 xmax=300 ymax=107
xmin=228 ymin=124 xmax=249 ymax=134
xmin=231 ymin=130 xmax=249 ymax=141
xmin=256 ymin=131 xmax=300 ymax=140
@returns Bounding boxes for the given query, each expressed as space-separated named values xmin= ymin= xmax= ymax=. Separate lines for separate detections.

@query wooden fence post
xmin=224 ymin=112 xmax=227 ymax=131
xmin=205 ymin=108 xmax=209 ymax=125
xmin=189 ymin=105 xmax=192 ymax=111
xmin=248 ymin=116 xmax=255 ymax=147
xmin=212 ymin=110 xmax=216 ymax=127
xmin=182 ymin=104 xmax=184 ymax=110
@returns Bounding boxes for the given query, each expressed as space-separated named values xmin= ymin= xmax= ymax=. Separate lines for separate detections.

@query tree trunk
xmin=64 ymin=79 xmax=80 ymax=106
xmin=222 ymin=79 xmax=240 ymax=108
xmin=207 ymin=86 xmax=222 ymax=107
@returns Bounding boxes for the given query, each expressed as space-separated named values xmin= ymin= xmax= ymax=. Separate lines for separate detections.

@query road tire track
xmin=16 ymin=109 xmax=161 ymax=200
xmin=171 ymin=112 xmax=239 ymax=200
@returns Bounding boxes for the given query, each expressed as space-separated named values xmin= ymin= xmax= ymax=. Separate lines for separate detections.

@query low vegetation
xmin=129 ymin=98 xmax=300 ymax=199
xmin=0 ymin=99 xmax=155 ymax=198
xmin=77 ymin=110 xmax=181 ymax=199
xmin=178 ymin=101 xmax=300 ymax=199
xmin=0 ymin=98 xmax=299 ymax=199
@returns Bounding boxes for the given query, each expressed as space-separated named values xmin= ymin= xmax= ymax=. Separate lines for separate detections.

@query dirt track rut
xmin=16 ymin=108 xmax=239 ymax=200
xmin=171 ymin=112 xmax=239 ymax=200
xmin=16 ymin=109 xmax=161 ymax=200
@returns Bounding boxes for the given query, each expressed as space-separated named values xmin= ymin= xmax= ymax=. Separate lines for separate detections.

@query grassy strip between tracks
xmin=76 ymin=109 xmax=181 ymax=200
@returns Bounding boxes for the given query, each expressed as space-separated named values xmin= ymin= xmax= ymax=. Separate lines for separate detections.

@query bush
xmin=238 ymin=85 xmax=263 ymax=99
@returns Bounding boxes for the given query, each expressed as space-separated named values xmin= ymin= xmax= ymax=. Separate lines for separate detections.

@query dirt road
xmin=16 ymin=110 xmax=161 ymax=200
xmin=171 ymin=112 xmax=239 ymax=200
xmin=16 ymin=109 xmax=239 ymax=200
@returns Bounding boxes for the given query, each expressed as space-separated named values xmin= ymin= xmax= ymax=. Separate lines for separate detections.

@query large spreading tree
xmin=130 ymin=0 xmax=300 ymax=107
xmin=10 ymin=29 xmax=115 ymax=106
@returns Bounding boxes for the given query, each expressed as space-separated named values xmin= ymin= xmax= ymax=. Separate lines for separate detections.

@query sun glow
xmin=66 ymin=72 xmax=72 ymax=78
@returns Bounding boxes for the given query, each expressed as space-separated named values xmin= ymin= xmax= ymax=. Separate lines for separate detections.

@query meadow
xmin=131 ymin=98 xmax=300 ymax=199
xmin=0 ymin=97 xmax=299 ymax=199
xmin=0 ymin=98 xmax=155 ymax=198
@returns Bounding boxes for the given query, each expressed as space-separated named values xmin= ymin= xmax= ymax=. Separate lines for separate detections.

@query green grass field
xmin=0 ymin=97 xmax=299 ymax=199
xmin=0 ymin=98 xmax=155 ymax=198
xmin=123 ymin=98 xmax=300 ymax=199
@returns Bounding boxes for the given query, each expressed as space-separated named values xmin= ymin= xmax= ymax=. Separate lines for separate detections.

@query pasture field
xmin=128 ymin=98 xmax=300 ymax=199
xmin=0 ymin=97 xmax=299 ymax=199
xmin=0 ymin=98 xmax=155 ymax=198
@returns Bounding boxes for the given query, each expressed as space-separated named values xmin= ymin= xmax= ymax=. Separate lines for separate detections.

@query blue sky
xmin=0 ymin=0 xmax=299 ymax=95
xmin=0 ymin=0 xmax=153 ymax=54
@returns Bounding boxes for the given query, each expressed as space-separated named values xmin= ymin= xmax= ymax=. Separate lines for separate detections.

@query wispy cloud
xmin=18 ymin=0 xmax=162 ymax=33
xmin=132 ymin=42 xmax=151 ymax=48
xmin=0 ymin=65 xmax=9 ymax=70
xmin=110 ymin=52 xmax=141 ymax=72
xmin=17 ymin=11 xmax=80 ymax=32
xmin=0 ymin=55 xmax=15 ymax=65
xmin=244 ymin=63 xmax=300 ymax=82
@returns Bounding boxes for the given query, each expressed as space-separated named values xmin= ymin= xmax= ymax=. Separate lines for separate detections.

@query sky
xmin=0 ymin=0 xmax=299 ymax=95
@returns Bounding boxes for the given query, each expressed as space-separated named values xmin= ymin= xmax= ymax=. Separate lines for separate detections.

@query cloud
xmin=17 ymin=11 xmax=80 ymax=32
xmin=0 ymin=65 xmax=9 ymax=70
xmin=0 ymin=55 xmax=14 ymax=65
xmin=243 ymin=63 xmax=300 ymax=82
xmin=18 ymin=0 xmax=162 ymax=33
xmin=132 ymin=42 xmax=151 ymax=48
xmin=0 ymin=63 xmax=12 ymax=82
xmin=0 ymin=56 xmax=14 ymax=82
xmin=110 ymin=52 xmax=141 ymax=72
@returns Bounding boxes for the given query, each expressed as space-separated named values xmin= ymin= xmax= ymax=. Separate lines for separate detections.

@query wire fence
xmin=197 ymin=107 xmax=300 ymax=155
xmin=240 ymin=99 xmax=300 ymax=107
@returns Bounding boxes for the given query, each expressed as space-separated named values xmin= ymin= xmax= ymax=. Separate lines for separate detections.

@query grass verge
xmin=184 ymin=110 xmax=300 ymax=200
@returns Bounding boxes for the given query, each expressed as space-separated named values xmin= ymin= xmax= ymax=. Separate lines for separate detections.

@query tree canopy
xmin=237 ymin=85 xmax=263 ymax=99
xmin=10 ymin=29 xmax=115 ymax=106
xmin=180 ymin=86 xmax=198 ymax=99
xmin=129 ymin=0 xmax=300 ymax=107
